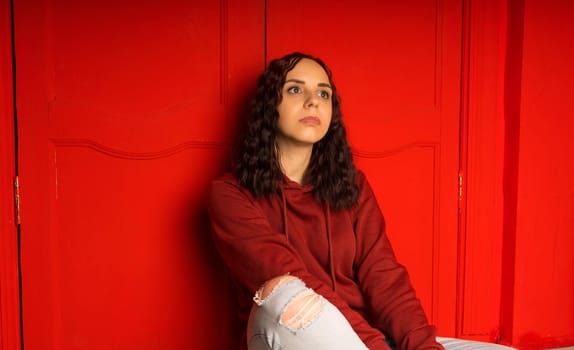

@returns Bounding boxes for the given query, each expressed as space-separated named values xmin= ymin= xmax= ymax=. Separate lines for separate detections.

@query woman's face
xmin=275 ymin=58 xmax=333 ymax=150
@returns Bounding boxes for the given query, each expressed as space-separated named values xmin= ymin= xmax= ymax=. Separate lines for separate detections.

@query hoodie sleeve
xmin=353 ymin=171 xmax=444 ymax=350
xmin=207 ymin=176 xmax=390 ymax=350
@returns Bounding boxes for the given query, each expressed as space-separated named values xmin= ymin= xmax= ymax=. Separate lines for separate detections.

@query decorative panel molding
xmin=47 ymin=0 xmax=231 ymax=148
xmin=52 ymin=138 xmax=225 ymax=160
xmin=50 ymin=146 xmax=232 ymax=348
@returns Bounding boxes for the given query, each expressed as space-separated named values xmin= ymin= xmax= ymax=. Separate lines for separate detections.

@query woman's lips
xmin=299 ymin=116 xmax=321 ymax=125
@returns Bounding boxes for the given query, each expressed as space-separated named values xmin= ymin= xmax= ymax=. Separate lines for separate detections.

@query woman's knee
xmin=248 ymin=276 xmax=368 ymax=350
xmin=255 ymin=274 xmax=299 ymax=302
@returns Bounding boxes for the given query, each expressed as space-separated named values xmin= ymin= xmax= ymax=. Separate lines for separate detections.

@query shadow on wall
xmin=173 ymin=86 xmax=256 ymax=347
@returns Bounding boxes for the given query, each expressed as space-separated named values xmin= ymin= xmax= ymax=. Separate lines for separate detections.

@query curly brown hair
xmin=233 ymin=52 xmax=358 ymax=210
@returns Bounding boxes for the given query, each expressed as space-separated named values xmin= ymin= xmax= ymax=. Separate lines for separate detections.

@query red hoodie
xmin=207 ymin=170 xmax=443 ymax=350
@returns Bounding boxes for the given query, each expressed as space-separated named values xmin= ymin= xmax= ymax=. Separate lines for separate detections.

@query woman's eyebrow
xmin=285 ymin=79 xmax=332 ymax=89
xmin=285 ymin=78 xmax=305 ymax=84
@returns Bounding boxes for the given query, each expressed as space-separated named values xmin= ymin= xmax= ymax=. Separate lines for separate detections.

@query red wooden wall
xmin=463 ymin=1 xmax=574 ymax=347
xmin=1 ymin=0 xmax=573 ymax=349
xmin=506 ymin=0 xmax=574 ymax=347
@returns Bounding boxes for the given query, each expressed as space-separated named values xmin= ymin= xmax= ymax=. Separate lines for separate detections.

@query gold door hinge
xmin=458 ymin=172 xmax=463 ymax=204
xmin=14 ymin=176 xmax=21 ymax=225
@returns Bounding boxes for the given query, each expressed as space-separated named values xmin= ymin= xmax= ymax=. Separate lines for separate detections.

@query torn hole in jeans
xmin=279 ymin=289 xmax=323 ymax=331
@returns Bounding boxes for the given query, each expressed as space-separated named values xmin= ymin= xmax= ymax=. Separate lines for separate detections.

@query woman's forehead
xmin=285 ymin=59 xmax=330 ymax=83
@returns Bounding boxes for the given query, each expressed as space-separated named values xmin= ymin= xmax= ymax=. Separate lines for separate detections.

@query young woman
xmin=207 ymin=52 xmax=512 ymax=350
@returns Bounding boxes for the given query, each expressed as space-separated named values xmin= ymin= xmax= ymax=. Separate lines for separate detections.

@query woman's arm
xmin=353 ymin=172 xmax=444 ymax=350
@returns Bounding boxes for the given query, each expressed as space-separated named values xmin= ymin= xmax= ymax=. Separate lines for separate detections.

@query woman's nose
xmin=304 ymin=93 xmax=319 ymax=108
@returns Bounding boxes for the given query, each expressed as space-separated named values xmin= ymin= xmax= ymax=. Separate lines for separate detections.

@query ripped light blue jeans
xmin=247 ymin=278 xmax=367 ymax=350
xmin=247 ymin=278 xmax=516 ymax=350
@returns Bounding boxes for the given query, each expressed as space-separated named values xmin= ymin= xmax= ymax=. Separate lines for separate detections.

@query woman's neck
xmin=277 ymin=143 xmax=313 ymax=185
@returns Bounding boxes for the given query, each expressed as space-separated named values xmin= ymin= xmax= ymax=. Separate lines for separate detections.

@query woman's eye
xmin=319 ymin=90 xmax=330 ymax=99
xmin=287 ymin=86 xmax=302 ymax=94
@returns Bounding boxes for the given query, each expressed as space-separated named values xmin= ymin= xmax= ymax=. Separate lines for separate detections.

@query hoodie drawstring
xmin=280 ymin=189 xmax=289 ymax=240
xmin=279 ymin=188 xmax=337 ymax=291
xmin=325 ymin=204 xmax=336 ymax=291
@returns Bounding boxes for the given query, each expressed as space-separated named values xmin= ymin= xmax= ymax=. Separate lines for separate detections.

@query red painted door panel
xmin=15 ymin=0 xmax=262 ymax=348
xmin=0 ymin=1 xmax=20 ymax=349
xmin=267 ymin=0 xmax=462 ymax=335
